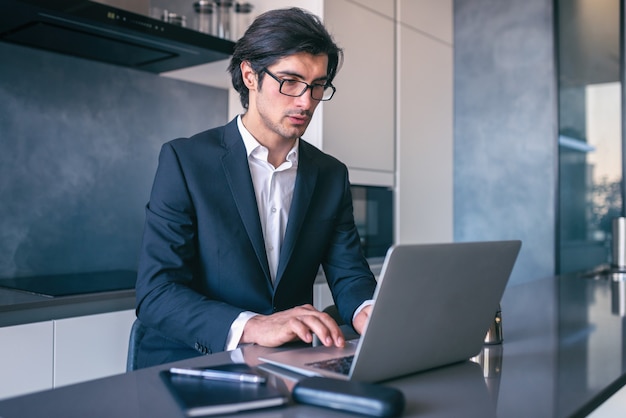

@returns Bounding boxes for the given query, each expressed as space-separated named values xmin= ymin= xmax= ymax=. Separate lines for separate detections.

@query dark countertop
xmin=0 ymin=272 xmax=135 ymax=327
xmin=0 ymin=261 xmax=382 ymax=328
xmin=0 ymin=274 xmax=625 ymax=417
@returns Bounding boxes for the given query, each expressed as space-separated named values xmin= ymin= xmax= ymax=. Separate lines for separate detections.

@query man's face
xmin=244 ymin=52 xmax=329 ymax=144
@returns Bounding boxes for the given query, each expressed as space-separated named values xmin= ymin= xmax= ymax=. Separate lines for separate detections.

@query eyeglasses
xmin=261 ymin=68 xmax=336 ymax=101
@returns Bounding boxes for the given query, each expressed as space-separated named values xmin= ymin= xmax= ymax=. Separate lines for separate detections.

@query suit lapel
xmin=275 ymin=141 xmax=319 ymax=285
xmin=220 ymin=121 xmax=272 ymax=283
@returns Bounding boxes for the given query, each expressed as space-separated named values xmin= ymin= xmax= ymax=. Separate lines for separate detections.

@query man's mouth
xmin=287 ymin=114 xmax=310 ymax=125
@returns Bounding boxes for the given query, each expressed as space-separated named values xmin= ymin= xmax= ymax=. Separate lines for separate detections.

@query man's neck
xmin=241 ymin=114 xmax=297 ymax=167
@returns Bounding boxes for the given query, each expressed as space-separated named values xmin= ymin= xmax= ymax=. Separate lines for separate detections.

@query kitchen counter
xmin=1 ymin=262 xmax=384 ymax=328
xmin=494 ymin=272 xmax=626 ymax=416
xmin=0 ymin=273 xmax=624 ymax=417
xmin=0 ymin=271 xmax=135 ymax=327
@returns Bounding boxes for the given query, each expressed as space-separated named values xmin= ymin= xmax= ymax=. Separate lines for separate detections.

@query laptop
xmin=258 ymin=240 xmax=521 ymax=382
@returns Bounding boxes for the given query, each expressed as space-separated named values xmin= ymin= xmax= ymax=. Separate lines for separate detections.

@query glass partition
xmin=557 ymin=0 xmax=622 ymax=274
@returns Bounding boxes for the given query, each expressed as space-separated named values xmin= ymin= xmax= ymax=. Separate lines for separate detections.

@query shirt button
xmin=271 ymin=207 xmax=277 ymax=213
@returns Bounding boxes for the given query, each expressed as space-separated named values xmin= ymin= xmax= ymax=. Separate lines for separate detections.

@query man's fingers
xmin=289 ymin=316 xmax=314 ymax=343
xmin=294 ymin=313 xmax=344 ymax=348
xmin=242 ymin=305 xmax=346 ymax=347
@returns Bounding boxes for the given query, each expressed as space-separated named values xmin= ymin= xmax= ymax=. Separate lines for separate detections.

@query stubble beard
xmin=260 ymin=110 xmax=311 ymax=142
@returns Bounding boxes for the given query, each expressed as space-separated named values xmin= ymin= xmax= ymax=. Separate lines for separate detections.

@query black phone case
xmin=292 ymin=376 xmax=405 ymax=417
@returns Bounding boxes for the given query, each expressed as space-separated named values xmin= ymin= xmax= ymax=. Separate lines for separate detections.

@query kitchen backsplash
xmin=0 ymin=41 xmax=229 ymax=278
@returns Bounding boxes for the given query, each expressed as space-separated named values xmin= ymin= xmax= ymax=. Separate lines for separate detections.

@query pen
xmin=169 ymin=367 xmax=267 ymax=384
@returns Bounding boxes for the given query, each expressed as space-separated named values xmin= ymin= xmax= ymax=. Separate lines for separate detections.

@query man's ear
xmin=240 ymin=61 xmax=257 ymax=90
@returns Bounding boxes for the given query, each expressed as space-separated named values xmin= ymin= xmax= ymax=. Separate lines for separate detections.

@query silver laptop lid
xmin=349 ymin=240 xmax=521 ymax=382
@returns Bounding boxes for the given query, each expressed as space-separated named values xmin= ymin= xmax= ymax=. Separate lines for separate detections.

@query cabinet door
xmin=397 ymin=0 xmax=452 ymax=44
xmin=349 ymin=0 xmax=394 ymax=19
xmin=0 ymin=321 xmax=53 ymax=400
xmin=53 ymin=309 xmax=136 ymax=388
xmin=396 ymin=7 xmax=453 ymax=244
xmin=323 ymin=0 xmax=395 ymax=179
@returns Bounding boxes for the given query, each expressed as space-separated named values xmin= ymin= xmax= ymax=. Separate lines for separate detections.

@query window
xmin=557 ymin=0 xmax=622 ymax=274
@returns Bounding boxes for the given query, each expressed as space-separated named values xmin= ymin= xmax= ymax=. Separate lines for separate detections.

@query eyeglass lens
xmin=280 ymin=80 xmax=334 ymax=101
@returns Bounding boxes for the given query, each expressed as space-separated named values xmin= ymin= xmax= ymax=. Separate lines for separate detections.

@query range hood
xmin=0 ymin=0 xmax=235 ymax=73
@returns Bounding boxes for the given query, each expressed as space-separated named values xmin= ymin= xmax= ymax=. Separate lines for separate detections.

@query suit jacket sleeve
xmin=135 ymin=139 xmax=244 ymax=354
xmin=320 ymin=166 xmax=378 ymax=326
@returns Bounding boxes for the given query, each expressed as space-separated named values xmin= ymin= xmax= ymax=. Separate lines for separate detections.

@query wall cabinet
xmin=349 ymin=0 xmax=394 ymax=19
xmin=323 ymin=0 xmax=395 ymax=186
xmin=397 ymin=0 xmax=453 ymax=44
xmin=0 ymin=309 xmax=135 ymax=400
xmin=396 ymin=0 xmax=453 ymax=244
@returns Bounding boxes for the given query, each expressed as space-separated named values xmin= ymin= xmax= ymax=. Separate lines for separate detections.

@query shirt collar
xmin=237 ymin=115 xmax=299 ymax=164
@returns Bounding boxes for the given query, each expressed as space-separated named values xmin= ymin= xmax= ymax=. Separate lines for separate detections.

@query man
xmin=134 ymin=7 xmax=377 ymax=368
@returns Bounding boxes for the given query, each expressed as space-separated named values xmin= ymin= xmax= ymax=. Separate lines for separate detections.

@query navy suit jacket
xmin=135 ymin=118 xmax=377 ymax=367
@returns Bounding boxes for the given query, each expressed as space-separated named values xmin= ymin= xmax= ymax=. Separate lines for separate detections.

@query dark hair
xmin=227 ymin=7 xmax=343 ymax=109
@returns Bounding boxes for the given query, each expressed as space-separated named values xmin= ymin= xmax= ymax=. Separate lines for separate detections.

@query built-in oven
xmin=350 ymin=185 xmax=393 ymax=259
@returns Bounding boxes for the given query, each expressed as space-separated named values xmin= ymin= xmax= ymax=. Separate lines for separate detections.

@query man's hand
xmin=240 ymin=304 xmax=345 ymax=348
xmin=352 ymin=304 xmax=372 ymax=335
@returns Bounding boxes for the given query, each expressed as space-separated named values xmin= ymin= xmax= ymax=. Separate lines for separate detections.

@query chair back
xmin=126 ymin=318 xmax=147 ymax=372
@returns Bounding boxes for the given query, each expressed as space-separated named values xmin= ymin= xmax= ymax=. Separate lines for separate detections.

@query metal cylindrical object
xmin=470 ymin=344 xmax=503 ymax=404
xmin=484 ymin=305 xmax=503 ymax=345
xmin=162 ymin=10 xmax=186 ymax=27
xmin=612 ymin=217 xmax=626 ymax=270
xmin=612 ymin=278 xmax=626 ymax=316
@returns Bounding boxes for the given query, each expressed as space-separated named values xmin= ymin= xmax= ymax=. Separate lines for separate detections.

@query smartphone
xmin=169 ymin=363 xmax=267 ymax=384
xmin=293 ymin=376 xmax=405 ymax=417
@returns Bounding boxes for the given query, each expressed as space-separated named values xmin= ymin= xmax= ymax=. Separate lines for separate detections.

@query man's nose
xmin=295 ymin=88 xmax=317 ymax=108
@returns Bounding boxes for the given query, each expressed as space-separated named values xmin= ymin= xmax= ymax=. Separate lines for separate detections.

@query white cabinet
xmin=323 ymin=0 xmax=395 ymax=186
xmin=396 ymin=0 xmax=453 ymax=244
xmin=349 ymin=0 xmax=394 ymax=19
xmin=0 ymin=309 xmax=135 ymax=399
xmin=397 ymin=0 xmax=453 ymax=44
xmin=0 ymin=321 xmax=54 ymax=400
xmin=53 ymin=309 xmax=136 ymax=388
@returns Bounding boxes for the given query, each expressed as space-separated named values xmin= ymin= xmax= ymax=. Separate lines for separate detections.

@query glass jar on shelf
xmin=234 ymin=2 xmax=254 ymax=40
xmin=162 ymin=10 xmax=187 ymax=27
xmin=193 ymin=0 xmax=214 ymax=34
xmin=214 ymin=0 xmax=234 ymax=40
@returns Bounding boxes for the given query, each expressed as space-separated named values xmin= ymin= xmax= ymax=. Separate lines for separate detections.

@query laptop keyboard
xmin=305 ymin=355 xmax=355 ymax=375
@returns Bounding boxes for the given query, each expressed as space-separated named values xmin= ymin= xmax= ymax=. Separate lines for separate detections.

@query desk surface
xmin=0 ymin=274 xmax=625 ymax=417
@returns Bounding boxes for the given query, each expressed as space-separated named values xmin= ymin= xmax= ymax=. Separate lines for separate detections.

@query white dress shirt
xmin=224 ymin=116 xmax=371 ymax=350
xmin=241 ymin=122 xmax=298 ymax=282
xmin=224 ymin=116 xmax=298 ymax=349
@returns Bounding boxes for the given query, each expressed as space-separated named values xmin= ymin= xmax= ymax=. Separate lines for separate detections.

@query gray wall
xmin=0 ymin=42 xmax=228 ymax=278
xmin=454 ymin=0 xmax=557 ymax=284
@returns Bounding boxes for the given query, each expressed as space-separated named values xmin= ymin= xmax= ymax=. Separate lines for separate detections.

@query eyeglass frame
xmin=260 ymin=67 xmax=336 ymax=101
